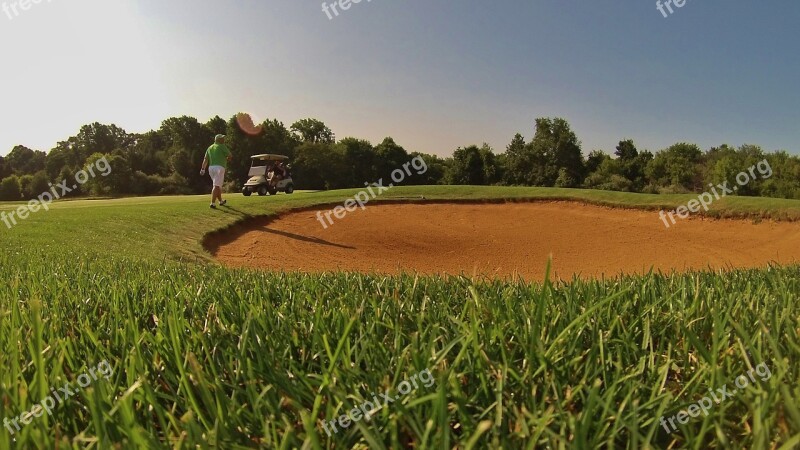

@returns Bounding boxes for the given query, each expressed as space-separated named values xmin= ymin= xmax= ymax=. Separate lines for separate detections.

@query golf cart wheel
xmin=242 ymin=187 xmax=252 ymax=197
xmin=285 ymin=184 xmax=294 ymax=194
xmin=257 ymin=186 xmax=268 ymax=196
xmin=268 ymin=188 xmax=278 ymax=196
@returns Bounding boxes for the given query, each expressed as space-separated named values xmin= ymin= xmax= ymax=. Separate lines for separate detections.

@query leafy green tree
xmin=56 ymin=166 xmax=82 ymax=196
xmin=585 ymin=150 xmax=611 ymax=175
xmin=612 ymin=140 xmax=651 ymax=191
xmin=59 ymin=123 xmax=134 ymax=169
xmin=526 ymin=118 xmax=584 ymax=186
xmin=704 ymin=144 xmax=766 ymax=196
xmin=292 ymin=142 xmax=344 ymax=190
xmin=44 ymin=147 xmax=68 ymax=179
xmin=646 ymin=143 xmax=703 ymax=192
xmin=615 ymin=139 xmax=638 ymax=160
xmin=205 ymin=115 xmax=228 ymax=137
xmin=630 ymin=150 xmax=654 ymax=191
xmin=291 ymin=118 xmax=335 ymax=144
xmin=584 ymin=158 xmax=633 ymax=192
xmin=10 ymin=111 xmax=800 ymax=202
xmin=0 ymin=175 xmax=22 ymax=201
xmin=374 ymin=137 xmax=410 ymax=182
xmin=169 ymin=148 xmax=194 ymax=181
xmin=702 ymin=144 xmax=737 ymax=178
xmin=479 ymin=145 xmax=498 ymax=184
xmin=584 ymin=142 xmax=652 ymax=192
xmin=261 ymin=119 xmax=300 ymax=160
xmin=337 ymin=138 xmax=377 ymax=186
xmin=129 ymin=171 xmax=161 ymax=196
xmin=41 ymin=122 xmax=135 ymax=194
xmin=405 ymin=152 xmax=445 ymax=185
xmin=17 ymin=175 xmax=33 ymax=200
xmin=24 ymin=171 xmax=51 ymax=199
xmin=446 ymin=144 xmax=497 ymax=185
xmin=492 ymin=153 xmax=508 ymax=185
xmin=0 ymin=155 xmax=12 ymax=180
xmin=706 ymin=149 xmax=743 ymax=190
xmin=160 ymin=116 xmax=216 ymax=192
xmin=161 ymin=117 xmax=213 ymax=153
xmin=507 ymin=118 xmax=585 ymax=187
xmin=48 ymin=139 xmax=85 ymax=173
xmin=733 ymin=145 xmax=767 ymax=196
xmin=84 ymin=153 xmax=132 ymax=196
xmin=555 ymin=168 xmax=578 ymax=188
xmin=446 ymin=146 xmax=483 ymax=185
xmin=128 ymin=131 xmax=168 ymax=176
xmin=502 ymin=133 xmax=528 ymax=185
xmin=6 ymin=145 xmax=46 ymax=175
xmin=760 ymin=151 xmax=800 ymax=199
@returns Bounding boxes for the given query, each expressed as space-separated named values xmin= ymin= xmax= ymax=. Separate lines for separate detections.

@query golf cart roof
xmin=251 ymin=154 xmax=289 ymax=161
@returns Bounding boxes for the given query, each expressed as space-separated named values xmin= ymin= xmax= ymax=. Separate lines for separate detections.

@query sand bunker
xmin=208 ymin=202 xmax=800 ymax=281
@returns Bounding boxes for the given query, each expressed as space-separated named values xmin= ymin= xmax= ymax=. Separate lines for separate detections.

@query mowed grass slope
xmin=0 ymin=186 xmax=799 ymax=449
xmin=3 ymin=186 xmax=800 ymax=262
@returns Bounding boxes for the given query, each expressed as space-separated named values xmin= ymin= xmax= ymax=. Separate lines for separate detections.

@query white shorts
xmin=208 ymin=166 xmax=226 ymax=187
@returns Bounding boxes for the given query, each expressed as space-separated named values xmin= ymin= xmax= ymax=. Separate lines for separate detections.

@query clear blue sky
xmin=1 ymin=0 xmax=798 ymax=157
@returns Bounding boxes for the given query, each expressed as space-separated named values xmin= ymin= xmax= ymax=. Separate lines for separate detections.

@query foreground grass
xmin=1 ymin=252 xmax=798 ymax=449
xmin=1 ymin=187 xmax=799 ymax=448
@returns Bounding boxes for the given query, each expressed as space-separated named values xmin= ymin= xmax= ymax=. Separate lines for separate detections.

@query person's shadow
xmin=218 ymin=204 xmax=254 ymax=219
xmin=258 ymin=226 xmax=355 ymax=250
xmin=217 ymin=205 xmax=354 ymax=249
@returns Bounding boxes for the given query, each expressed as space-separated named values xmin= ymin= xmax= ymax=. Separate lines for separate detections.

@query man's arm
xmin=200 ymin=151 xmax=209 ymax=175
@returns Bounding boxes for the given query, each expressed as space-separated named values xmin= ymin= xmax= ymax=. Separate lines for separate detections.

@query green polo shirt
xmin=206 ymin=144 xmax=232 ymax=168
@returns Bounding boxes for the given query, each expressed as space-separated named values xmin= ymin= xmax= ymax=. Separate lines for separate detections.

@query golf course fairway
xmin=1 ymin=186 xmax=799 ymax=449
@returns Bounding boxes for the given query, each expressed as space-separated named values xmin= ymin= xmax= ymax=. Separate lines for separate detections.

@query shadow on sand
xmin=257 ymin=226 xmax=355 ymax=250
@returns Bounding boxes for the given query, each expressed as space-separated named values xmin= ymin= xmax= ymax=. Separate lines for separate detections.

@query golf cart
xmin=242 ymin=154 xmax=295 ymax=196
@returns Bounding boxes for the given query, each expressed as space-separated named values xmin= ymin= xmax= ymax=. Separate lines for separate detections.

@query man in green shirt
xmin=200 ymin=134 xmax=233 ymax=208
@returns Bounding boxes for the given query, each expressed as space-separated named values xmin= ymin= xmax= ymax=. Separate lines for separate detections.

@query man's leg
xmin=218 ymin=169 xmax=227 ymax=205
xmin=208 ymin=168 xmax=216 ymax=206
xmin=213 ymin=187 xmax=221 ymax=204
xmin=210 ymin=167 xmax=223 ymax=206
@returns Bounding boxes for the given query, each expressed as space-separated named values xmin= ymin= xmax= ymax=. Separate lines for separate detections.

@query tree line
xmin=1 ymin=115 xmax=798 ymax=200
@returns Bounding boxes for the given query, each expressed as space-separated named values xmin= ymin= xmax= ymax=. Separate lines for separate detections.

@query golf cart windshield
xmin=251 ymin=154 xmax=289 ymax=163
